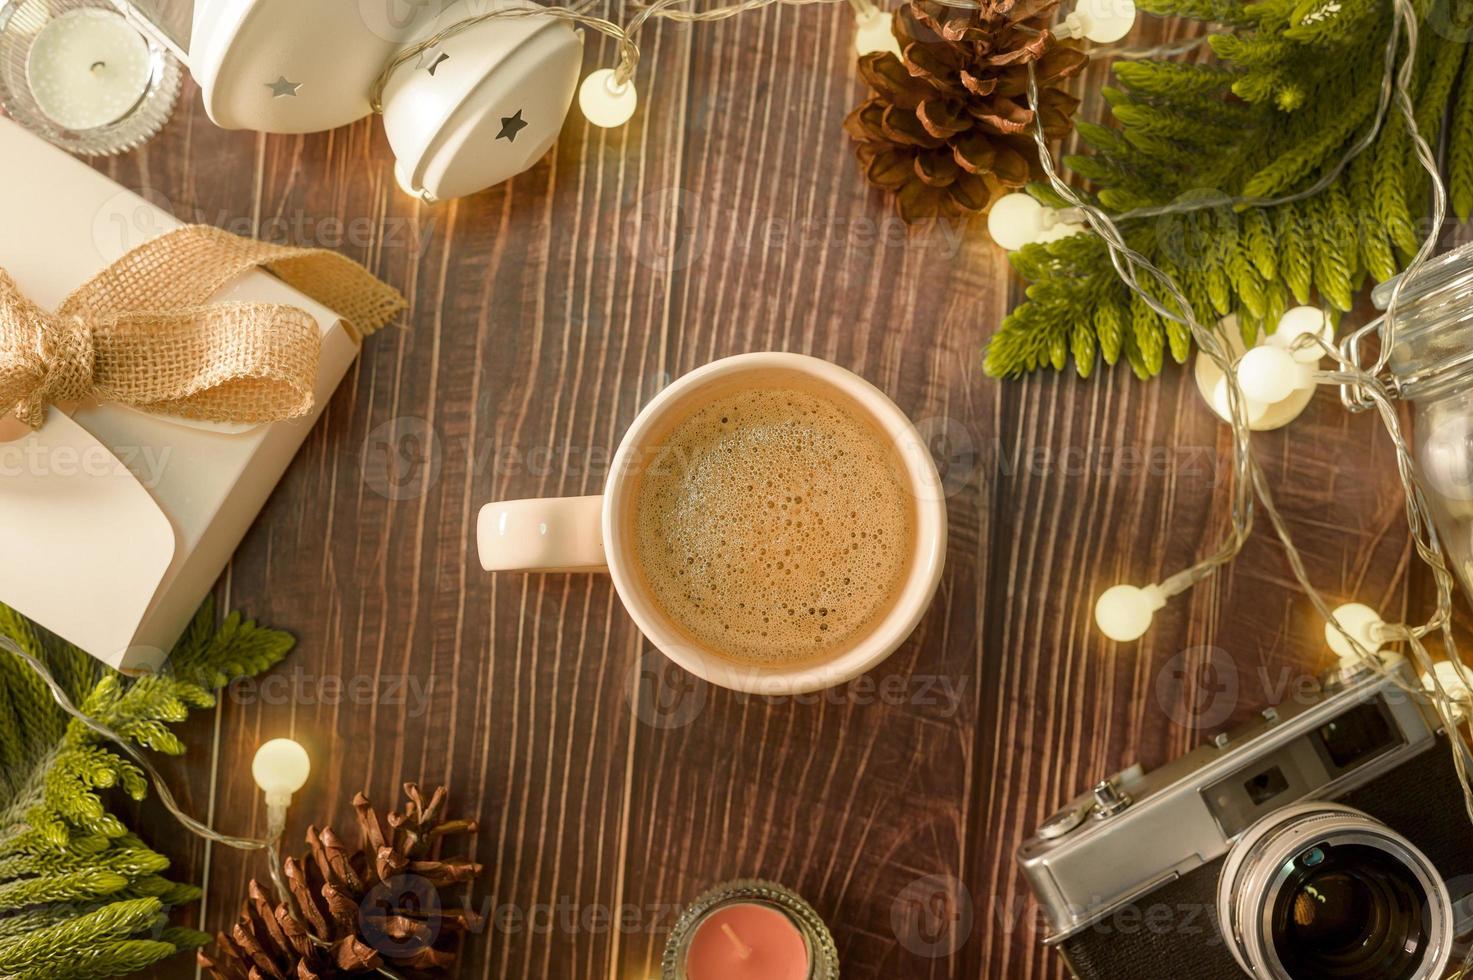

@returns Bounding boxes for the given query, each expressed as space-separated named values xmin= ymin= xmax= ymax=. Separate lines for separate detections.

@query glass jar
xmin=1375 ymin=242 xmax=1473 ymax=605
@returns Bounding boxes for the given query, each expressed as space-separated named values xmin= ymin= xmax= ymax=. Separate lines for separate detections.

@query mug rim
xmin=602 ymin=352 xmax=947 ymax=695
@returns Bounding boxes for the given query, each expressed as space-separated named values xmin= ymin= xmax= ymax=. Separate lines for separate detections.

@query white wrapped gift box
xmin=0 ymin=118 xmax=362 ymax=672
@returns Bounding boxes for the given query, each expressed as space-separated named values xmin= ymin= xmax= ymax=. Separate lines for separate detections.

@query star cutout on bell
xmin=416 ymin=44 xmax=450 ymax=75
xmin=266 ymin=75 xmax=301 ymax=98
xmin=496 ymin=110 xmax=528 ymax=142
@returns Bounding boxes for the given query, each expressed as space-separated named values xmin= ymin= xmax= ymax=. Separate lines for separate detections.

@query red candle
xmin=685 ymin=902 xmax=810 ymax=980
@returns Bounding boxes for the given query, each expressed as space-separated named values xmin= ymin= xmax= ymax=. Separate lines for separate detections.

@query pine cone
xmin=846 ymin=0 xmax=1087 ymax=223
xmin=199 ymin=784 xmax=483 ymax=980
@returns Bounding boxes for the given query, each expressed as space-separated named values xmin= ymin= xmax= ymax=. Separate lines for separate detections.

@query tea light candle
xmin=662 ymin=880 xmax=838 ymax=980
xmin=26 ymin=9 xmax=153 ymax=131
xmin=686 ymin=903 xmax=809 ymax=980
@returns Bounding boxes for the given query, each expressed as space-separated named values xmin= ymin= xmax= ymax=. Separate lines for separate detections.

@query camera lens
xmin=1273 ymin=843 xmax=1432 ymax=978
xmin=1218 ymin=803 xmax=1452 ymax=980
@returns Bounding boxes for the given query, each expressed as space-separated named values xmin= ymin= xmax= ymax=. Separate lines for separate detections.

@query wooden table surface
xmin=64 ymin=6 xmax=1423 ymax=979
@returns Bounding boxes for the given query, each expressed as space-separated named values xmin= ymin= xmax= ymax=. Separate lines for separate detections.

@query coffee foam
xmin=632 ymin=386 xmax=913 ymax=666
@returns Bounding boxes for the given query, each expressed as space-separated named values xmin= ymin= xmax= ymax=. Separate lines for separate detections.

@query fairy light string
xmin=367 ymin=0 xmax=859 ymax=117
xmin=9 ymin=0 xmax=1473 ymax=971
xmin=367 ymin=0 xmax=1191 ymax=128
xmin=0 ymin=636 xmax=415 ymax=977
xmin=367 ymin=0 xmax=1473 ymax=918
xmin=1021 ymin=2 xmax=1473 ymax=950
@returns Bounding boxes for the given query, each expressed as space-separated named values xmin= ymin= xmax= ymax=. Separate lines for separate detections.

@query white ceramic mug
xmin=477 ymin=353 xmax=947 ymax=694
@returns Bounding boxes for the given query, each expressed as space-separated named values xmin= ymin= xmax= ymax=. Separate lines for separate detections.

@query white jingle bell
xmin=190 ymin=0 xmax=407 ymax=133
xmin=381 ymin=2 xmax=582 ymax=202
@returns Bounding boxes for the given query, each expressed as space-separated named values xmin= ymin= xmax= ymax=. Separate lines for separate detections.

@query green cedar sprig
xmin=0 ymin=599 xmax=293 ymax=979
xmin=984 ymin=0 xmax=1473 ymax=379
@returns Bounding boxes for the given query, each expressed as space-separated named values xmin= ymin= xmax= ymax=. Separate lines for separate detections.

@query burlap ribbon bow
xmin=0 ymin=224 xmax=406 ymax=429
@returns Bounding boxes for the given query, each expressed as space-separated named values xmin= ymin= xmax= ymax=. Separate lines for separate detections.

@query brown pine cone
xmin=198 ymin=784 xmax=484 ymax=980
xmin=846 ymin=0 xmax=1087 ymax=223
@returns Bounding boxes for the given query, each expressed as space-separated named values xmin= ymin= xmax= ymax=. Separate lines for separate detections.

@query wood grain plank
xmin=609 ymin=7 xmax=1002 ymax=979
xmin=37 ymin=4 xmax=1424 ymax=979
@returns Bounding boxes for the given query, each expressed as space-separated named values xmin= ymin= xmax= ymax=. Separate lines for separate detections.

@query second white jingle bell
xmin=381 ymin=4 xmax=582 ymax=201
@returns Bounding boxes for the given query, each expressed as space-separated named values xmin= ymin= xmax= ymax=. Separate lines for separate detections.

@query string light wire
xmin=368 ymin=0 xmax=854 ymax=114
xmin=1024 ymin=7 xmax=1473 ymax=969
xmin=1087 ymin=33 xmax=1208 ymax=60
xmin=0 ymin=637 xmax=273 ymax=854
xmin=367 ymin=0 xmax=1210 ymax=132
xmin=0 ymin=637 xmax=411 ymax=975
xmin=7 ymin=0 xmax=1470 ymax=970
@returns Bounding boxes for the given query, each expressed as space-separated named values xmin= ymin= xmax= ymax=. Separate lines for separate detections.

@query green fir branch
xmin=0 ymin=599 xmax=293 ymax=979
xmin=983 ymin=0 xmax=1468 ymax=379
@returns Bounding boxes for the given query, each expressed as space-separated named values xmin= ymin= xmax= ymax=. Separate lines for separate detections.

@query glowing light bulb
xmin=1422 ymin=661 xmax=1473 ymax=723
xmin=252 ymin=737 xmax=311 ymax=808
xmin=1236 ymin=345 xmax=1311 ymax=404
xmin=1036 ymin=220 xmax=1085 ymax=243
xmin=853 ymin=6 xmax=901 ymax=56
xmin=987 ymin=193 xmax=1084 ymax=250
xmin=1324 ymin=603 xmax=1386 ymax=666
xmin=1268 ymin=306 xmax=1331 ymax=363
xmin=1094 ymin=583 xmax=1165 ymax=642
xmin=1209 ymin=376 xmax=1269 ymax=426
xmin=988 ymin=194 xmax=1044 ymax=249
xmin=579 ymin=68 xmax=638 ymax=128
xmin=1056 ymin=0 xmax=1137 ymax=42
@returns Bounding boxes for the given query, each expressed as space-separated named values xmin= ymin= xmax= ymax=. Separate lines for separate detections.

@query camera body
xmin=1017 ymin=656 xmax=1473 ymax=979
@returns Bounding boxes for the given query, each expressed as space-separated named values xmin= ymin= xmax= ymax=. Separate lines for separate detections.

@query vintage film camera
xmin=1018 ymin=654 xmax=1473 ymax=979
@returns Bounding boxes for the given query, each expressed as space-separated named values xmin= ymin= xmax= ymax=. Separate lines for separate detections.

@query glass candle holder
xmin=662 ymin=879 xmax=839 ymax=980
xmin=0 ymin=0 xmax=181 ymax=156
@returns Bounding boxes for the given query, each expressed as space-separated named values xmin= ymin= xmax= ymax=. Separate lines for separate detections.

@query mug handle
xmin=477 ymin=495 xmax=608 ymax=573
